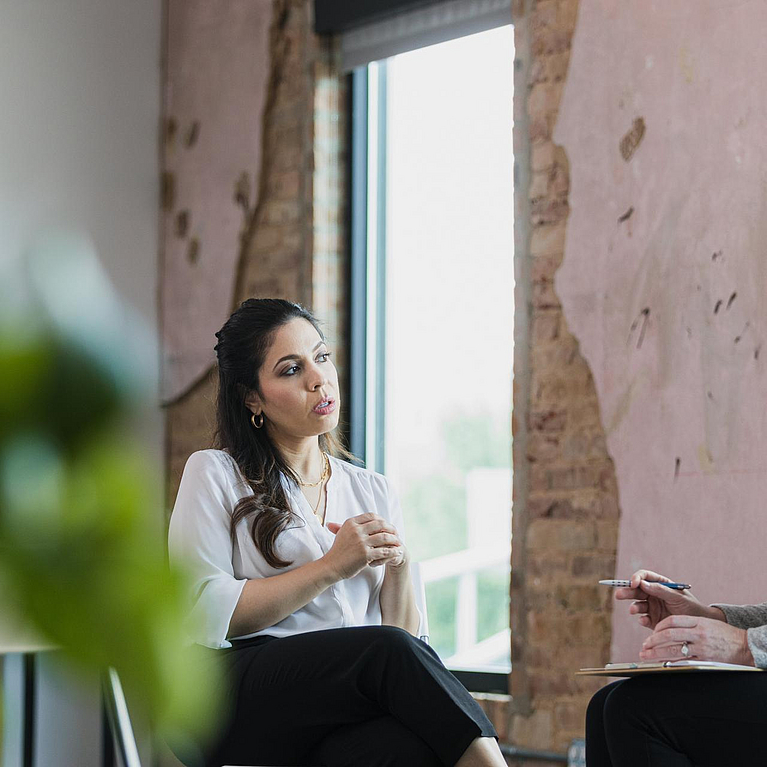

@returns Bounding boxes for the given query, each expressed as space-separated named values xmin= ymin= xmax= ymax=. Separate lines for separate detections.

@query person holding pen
xmin=167 ymin=298 xmax=504 ymax=767
xmin=586 ymin=569 xmax=767 ymax=765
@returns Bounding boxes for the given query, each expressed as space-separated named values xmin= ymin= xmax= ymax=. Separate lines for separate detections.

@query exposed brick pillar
xmin=311 ymin=40 xmax=349 ymax=435
xmin=510 ymin=0 xmax=621 ymax=750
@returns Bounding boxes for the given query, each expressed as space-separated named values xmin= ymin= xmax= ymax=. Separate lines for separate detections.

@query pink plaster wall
xmin=162 ymin=0 xmax=272 ymax=402
xmin=554 ymin=0 xmax=767 ymax=660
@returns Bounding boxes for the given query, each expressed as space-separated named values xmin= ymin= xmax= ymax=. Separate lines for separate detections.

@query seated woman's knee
xmin=373 ymin=625 xmax=420 ymax=652
xmin=587 ymin=681 xmax=614 ymax=722
xmin=602 ymin=678 xmax=655 ymax=732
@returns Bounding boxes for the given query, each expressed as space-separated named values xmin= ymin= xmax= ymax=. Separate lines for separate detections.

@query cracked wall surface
xmin=554 ymin=0 xmax=767 ymax=661
xmin=163 ymin=0 xmax=321 ymax=500
xmin=162 ymin=0 xmax=272 ymax=403
xmin=511 ymin=0 xmax=620 ymax=751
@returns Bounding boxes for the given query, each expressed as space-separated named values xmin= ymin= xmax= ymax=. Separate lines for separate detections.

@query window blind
xmin=317 ymin=0 xmax=513 ymax=71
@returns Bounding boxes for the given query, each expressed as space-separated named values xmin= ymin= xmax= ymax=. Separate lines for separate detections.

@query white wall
xmin=0 ymin=1 xmax=162 ymax=765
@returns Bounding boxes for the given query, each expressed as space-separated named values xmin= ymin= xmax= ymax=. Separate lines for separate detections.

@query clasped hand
xmin=616 ymin=569 xmax=752 ymax=666
xmin=324 ymin=512 xmax=408 ymax=580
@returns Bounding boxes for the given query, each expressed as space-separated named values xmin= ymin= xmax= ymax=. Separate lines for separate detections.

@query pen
xmin=598 ymin=579 xmax=692 ymax=590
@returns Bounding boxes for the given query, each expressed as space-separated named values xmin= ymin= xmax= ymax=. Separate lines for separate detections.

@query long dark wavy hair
xmin=214 ymin=298 xmax=357 ymax=568
xmin=213 ymin=298 xmax=354 ymax=568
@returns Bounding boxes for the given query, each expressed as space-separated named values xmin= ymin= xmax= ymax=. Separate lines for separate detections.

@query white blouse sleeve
xmin=168 ymin=451 xmax=247 ymax=649
xmin=382 ymin=476 xmax=429 ymax=640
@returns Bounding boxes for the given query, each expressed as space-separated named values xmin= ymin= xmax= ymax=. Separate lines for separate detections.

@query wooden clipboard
xmin=577 ymin=661 xmax=763 ymax=678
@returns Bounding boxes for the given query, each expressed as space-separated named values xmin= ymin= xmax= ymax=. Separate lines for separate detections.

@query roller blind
xmin=316 ymin=0 xmax=512 ymax=71
xmin=314 ymin=1 xmax=444 ymax=34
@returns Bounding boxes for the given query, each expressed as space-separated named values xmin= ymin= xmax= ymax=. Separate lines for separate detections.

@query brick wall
xmin=509 ymin=0 xmax=620 ymax=751
xmin=311 ymin=40 xmax=349 ymax=430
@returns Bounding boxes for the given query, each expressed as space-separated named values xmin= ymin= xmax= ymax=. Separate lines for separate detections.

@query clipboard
xmin=577 ymin=660 xmax=763 ymax=677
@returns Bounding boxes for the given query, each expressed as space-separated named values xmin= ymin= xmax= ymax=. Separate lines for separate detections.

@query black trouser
xmin=586 ymin=674 xmax=767 ymax=766
xmin=189 ymin=625 xmax=497 ymax=767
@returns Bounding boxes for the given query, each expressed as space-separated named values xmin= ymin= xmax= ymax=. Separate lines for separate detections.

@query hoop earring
xmin=251 ymin=412 xmax=264 ymax=429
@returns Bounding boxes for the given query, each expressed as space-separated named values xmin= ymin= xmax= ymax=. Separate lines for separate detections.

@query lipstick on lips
xmin=312 ymin=398 xmax=336 ymax=416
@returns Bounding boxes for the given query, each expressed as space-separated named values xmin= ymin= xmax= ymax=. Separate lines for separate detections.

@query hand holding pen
xmin=608 ymin=569 xmax=726 ymax=630
xmin=599 ymin=579 xmax=691 ymax=590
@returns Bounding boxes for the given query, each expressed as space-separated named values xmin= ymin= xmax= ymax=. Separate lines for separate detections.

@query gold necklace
xmin=298 ymin=452 xmax=329 ymax=487
xmin=307 ymin=454 xmax=329 ymax=523
xmin=311 ymin=477 xmax=327 ymax=523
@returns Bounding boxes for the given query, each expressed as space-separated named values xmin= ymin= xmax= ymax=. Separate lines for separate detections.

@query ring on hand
xmin=681 ymin=641 xmax=690 ymax=658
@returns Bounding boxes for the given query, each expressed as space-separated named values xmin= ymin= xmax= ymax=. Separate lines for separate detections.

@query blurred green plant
xmin=0 ymin=239 xmax=221 ymax=748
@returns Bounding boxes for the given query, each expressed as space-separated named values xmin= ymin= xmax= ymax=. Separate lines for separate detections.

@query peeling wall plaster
xmin=162 ymin=0 xmax=272 ymax=402
xmin=554 ymin=0 xmax=767 ymax=660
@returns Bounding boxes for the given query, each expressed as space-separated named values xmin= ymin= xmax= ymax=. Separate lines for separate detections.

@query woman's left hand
xmin=639 ymin=615 xmax=754 ymax=666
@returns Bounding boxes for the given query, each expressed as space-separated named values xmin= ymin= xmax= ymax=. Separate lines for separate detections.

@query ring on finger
xmin=680 ymin=641 xmax=690 ymax=658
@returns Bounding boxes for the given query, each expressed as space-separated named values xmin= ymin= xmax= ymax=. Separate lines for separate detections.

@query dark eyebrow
xmin=272 ymin=340 xmax=326 ymax=371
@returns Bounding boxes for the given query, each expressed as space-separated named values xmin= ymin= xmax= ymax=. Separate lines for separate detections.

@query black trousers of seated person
xmin=586 ymin=674 xmax=767 ymax=766
xmin=194 ymin=625 xmax=497 ymax=767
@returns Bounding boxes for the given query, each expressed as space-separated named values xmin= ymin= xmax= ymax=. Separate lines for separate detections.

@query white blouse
xmin=168 ymin=449 xmax=425 ymax=649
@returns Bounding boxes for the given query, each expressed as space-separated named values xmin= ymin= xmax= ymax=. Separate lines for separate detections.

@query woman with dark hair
xmin=168 ymin=299 xmax=504 ymax=767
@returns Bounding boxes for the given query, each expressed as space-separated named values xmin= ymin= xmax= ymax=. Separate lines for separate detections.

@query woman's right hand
xmin=322 ymin=513 xmax=404 ymax=581
xmin=616 ymin=569 xmax=724 ymax=630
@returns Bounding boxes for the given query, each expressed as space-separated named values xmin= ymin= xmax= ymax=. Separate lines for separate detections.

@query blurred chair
xmin=102 ymin=667 xmax=143 ymax=767
xmin=103 ymin=666 xmax=301 ymax=767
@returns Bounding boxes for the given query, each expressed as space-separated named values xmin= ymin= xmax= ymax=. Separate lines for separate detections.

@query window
xmin=349 ymin=24 xmax=514 ymax=692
